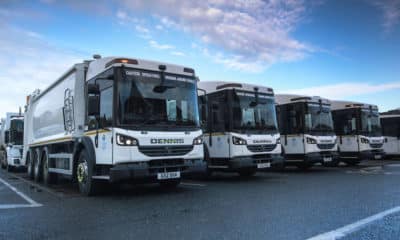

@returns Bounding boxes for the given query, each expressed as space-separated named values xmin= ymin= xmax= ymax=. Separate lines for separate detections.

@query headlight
xmin=232 ymin=136 xmax=247 ymax=145
xmin=360 ymin=138 xmax=369 ymax=144
xmin=116 ymin=133 xmax=138 ymax=146
xmin=193 ymin=135 xmax=203 ymax=145
xmin=276 ymin=137 xmax=281 ymax=144
xmin=306 ymin=137 xmax=317 ymax=144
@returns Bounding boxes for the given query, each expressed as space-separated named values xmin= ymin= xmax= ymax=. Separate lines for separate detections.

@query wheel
xmin=77 ymin=149 xmax=98 ymax=196
xmin=26 ymin=150 xmax=34 ymax=179
xmin=7 ymin=164 xmax=13 ymax=172
xmin=42 ymin=149 xmax=57 ymax=185
xmin=238 ymin=169 xmax=256 ymax=177
xmin=297 ymin=163 xmax=312 ymax=171
xmin=345 ymin=160 xmax=360 ymax=166
xmin=323 ymin=160 xmax=339 ymax=167
xmin=203 ymin=146 xmax=213 ymax=178
xmin=159 ymin=179 xmax=181 ymax=189
xmin=1 ymin=152 xmax=8 ymax=170
xmin=34 ymin=149 xmax=42 ymax=182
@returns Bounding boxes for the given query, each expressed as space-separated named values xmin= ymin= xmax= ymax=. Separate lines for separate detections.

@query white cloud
xmin=0 ymin=25 xmax=84 ymax=118
xmin=119 ymin=0 xmax=313 ymax=72
xmin=170 ymin=51 xmax=185 ymax=56
xmin=149 ymin=40 xmax=175 ymax=50
xmin=371 ymin=0 xmax=400 ymax=33
xmin=282 ymin=81 xmax=400 ymax=99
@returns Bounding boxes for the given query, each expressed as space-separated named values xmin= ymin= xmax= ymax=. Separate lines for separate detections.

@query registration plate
xmin=374 ymin=155 xmax=382 ymax=160
xmin=257 ymin=162 xmax=271 ymax=169
xmin=157 ymin=171 xmax=181 ymax=180
xmin=323 ymin=157 xmax=332 ymax=162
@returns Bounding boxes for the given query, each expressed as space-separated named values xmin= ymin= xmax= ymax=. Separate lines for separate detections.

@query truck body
xmin=23 ymin=56 xmax=204 ymax=195
xmin=380 ymin=109 xmax=400 ymax=158
xmin=198 ymin=81 xmax=284 ymax=177
xmin=275 ymin=94 xmax=339 ymax=169
xmin=0 ymin=112 xmax=24 ymax=171
xmin=331 ymin=100 xmax=385 ymax=164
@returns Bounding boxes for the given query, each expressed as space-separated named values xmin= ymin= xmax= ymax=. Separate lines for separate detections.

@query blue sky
xmin=0 ymin=0 xmax=399 ymax=117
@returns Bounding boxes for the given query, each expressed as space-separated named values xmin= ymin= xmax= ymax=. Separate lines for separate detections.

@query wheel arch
xmin=72 ymin=137 xmax=96 ymax=180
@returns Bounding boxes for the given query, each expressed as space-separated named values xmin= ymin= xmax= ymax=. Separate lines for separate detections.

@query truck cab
xmin=380 ymin=109 xmax=400 ymax=158
xmin=331 ymin=101 xmax=385 ymax=165
xmin=275 ymin=94 xmax=339 ymax=169
xmin=0 ymin=113 xmax=24 ymax=171
xmin=198 ymin=81 xmax=284 ymax=177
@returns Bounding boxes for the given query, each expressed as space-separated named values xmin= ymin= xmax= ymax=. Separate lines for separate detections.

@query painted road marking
xmin=7 ymin=172 xmax=64 ymax=198
xmin=307 ymin=206 xmax=400 ymax=240
xmin=0 ymin=177 xmax=42 ymax=209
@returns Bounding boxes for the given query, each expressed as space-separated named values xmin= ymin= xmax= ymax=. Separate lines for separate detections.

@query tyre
xmin=203 ymin=146 xmax=213 ymax=178
xmin=159 ymin=179 xmax=181 ymax=189
xmin=345 ymin=160 xmax=360 ymax=166
xmin=76 ymin=149 xmax=98 ymax=196
xmin=26 ymin=150 xmax=34 ymax=179
xmin=1 ymin=152 xmax=7 ymax=169
xmin=42 ymin=148 xmax=57 ymax=185
xmin=238 ymin=169 xmax=256 ymax=177
xmin=297 ymin=163 xmax=312 ymax=171
xmin=34 ymin=149 xmax=42 ymax=182
xmin=7 ymin=164 xmax=13 ymax=172
xmin=323 ymin=160 xmax=339 ymax=167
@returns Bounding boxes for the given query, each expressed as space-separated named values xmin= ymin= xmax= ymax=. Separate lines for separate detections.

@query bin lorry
xmin=198 ymin=81 xmax=284 ymax=177
xmin=23 ymin=55 xmax=205 ymax=195
xmin=0 ymin=112 xmax=24 ymax=171
xmin=275 ymin=94 xmax=339 ymax=169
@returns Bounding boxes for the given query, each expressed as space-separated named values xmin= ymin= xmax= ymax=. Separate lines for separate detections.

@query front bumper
xmin=109 ymin=158 xmax=205 ymax=183
xmin=229 ymin=154 xmax=284 ymax=170
xmin=8 ymin=158 xmax=24 ymax=167
xmin=360 ymin=149 xmax=385 ymax=160
xmin=340 ymin=149 xmax=385 ymax=161
xmin=285 ymin=151 xmax=339 ymax=165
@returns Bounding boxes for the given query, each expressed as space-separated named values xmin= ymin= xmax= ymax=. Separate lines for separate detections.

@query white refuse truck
xmin=380 ymin=108 xmax=400 ymax=158
xmin=197 ymin=81 xmax=284 ymax=177
xmin=23 ymin=55 xmax=205 ymax=195
xmin=275 ymin=94 xmax=339 ymax=169
xmin=0 ymin=112 xmax=24 ymax=171
xmin=331 ymin=100 xmax=385 ymax=165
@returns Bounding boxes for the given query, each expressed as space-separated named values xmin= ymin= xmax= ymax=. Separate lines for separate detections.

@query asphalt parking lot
xmin=1 ymin=160 xmax=400 ymax=240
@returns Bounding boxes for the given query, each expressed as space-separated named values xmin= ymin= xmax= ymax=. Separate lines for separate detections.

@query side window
xmin=99 ymin=86 xmax=113 ymax=127
xmin=87 ymin=69 xmax=114 ymax=130
xmin=287 ymin=105 xmax=300 ymax=134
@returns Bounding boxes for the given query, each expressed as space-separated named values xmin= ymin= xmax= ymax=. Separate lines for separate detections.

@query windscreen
xmin=232 ymin=91 xmax=278 ymax=134
xmin=360 ymin=109 xmax=382 ymax=136
xmin=305 ymin=104 xmax=334 ymax=134
xmin=118 ymin=69 xmax=199 ymax=129
xmin=9 ymin=119 xmax=23 ymax=145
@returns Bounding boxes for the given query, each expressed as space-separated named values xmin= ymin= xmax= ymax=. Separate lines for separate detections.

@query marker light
xmin=105 ymin=58 xmax=138 ymax=68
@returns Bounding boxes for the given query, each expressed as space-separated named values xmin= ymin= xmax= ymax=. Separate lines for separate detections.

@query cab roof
xmin=198 ymin=81 xmax=274 ymax=95
xmin=86 ymin=56 xmax=196 ymax=80
xmin=275 ymin=94 xmax=331 ymax=106
xmin=330 ymin=100 xmax=379 ymax=111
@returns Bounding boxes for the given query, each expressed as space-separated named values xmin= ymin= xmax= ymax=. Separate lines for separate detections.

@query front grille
xmin=317 ymin=143 xmax=335 ymax=150
xmin=370 ymin=143 xmax=383 ymax=149
xmin=247 ymin=144 xmax=277 ymax=153
xmin=139 ymin=145 xmax=193 ymax=157
xmin=148 ymin=159 xmax=186 ymax=174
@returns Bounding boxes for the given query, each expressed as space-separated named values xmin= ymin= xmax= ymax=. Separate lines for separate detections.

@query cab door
xmin=87 ymin=72 xmax=114 ymax=165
